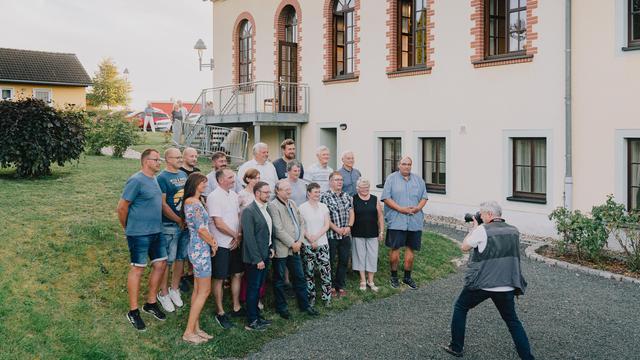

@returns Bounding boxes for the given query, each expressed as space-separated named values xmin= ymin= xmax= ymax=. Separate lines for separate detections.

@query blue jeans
xmin=273 ymin=254 xmax=309 ymax=313
xmin=163 ymin=223 xmax=189 ymax=264
xmin=126 ymin=233 xmax=167 ymax=267
xmin=450 ymin=288 xmax=534 ymax=360
xmin=245 ymin=261 xmax=269 ymax=323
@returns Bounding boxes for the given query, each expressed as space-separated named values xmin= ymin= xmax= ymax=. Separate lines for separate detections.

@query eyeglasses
xmin=166 ymin=156 xmax=183 ymax=160
xmin=147 ymin=158 xmax=162 ymax=162
xmin=259 ymin=190 xmax=272 ymax=194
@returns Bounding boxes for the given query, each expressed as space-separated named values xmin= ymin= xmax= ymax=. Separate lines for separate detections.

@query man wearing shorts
xmin=156 ymin=147 xmax=188 ymax=313
xmin=117 ymin=148 xmax=167 ymax=331
xmin=381 ymin=156 xmax=428 ymax=290
xmin=207 ymin=168 xmax=243 ymax=329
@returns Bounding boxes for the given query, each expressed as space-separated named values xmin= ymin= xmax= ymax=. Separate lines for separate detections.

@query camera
xmin=464 ymin=211 xmax=483 ymax=225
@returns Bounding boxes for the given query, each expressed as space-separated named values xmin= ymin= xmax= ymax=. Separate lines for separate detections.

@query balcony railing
xmin=197 ymin=81 xmax=309 ymax=124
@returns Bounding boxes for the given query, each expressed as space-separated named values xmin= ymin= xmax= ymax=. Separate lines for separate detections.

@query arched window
xmin=398 ymin=0 xmax=426 ymax=68
xmin=284 ymin=7 xmax=298 ymax=43
xmin=334 ymin=0 xmax=355 ymax=77
xmin=239 ymin=20 xmax=253 ymax=84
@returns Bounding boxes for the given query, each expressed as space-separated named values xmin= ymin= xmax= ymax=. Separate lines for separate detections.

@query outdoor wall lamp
xmin=194 ymin=38 xmax=214 ymax=71
xmin=339 ymin=123 xmax=348 ymax=131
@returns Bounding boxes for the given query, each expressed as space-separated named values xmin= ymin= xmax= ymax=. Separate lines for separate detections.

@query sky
xmin=2 ymin=0 xmax=214 ymax=109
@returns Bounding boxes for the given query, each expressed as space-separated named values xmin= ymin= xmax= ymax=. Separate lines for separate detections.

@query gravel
xmin=246 ymin=226 xmax=640 ymax=360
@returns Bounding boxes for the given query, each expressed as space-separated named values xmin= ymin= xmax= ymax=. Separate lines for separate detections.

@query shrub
xmin=549 ymin=206 xmax=608 ymax=261
xmin=592 ymin=195 xmax=640 ymax=271
xmin=85 ymin=111 xmax=139 ymax=157
xmin=0 ymin=98 xmax=86 ymax=177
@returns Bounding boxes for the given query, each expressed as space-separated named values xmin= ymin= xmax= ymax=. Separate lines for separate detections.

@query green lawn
xmin=129 ymin=132 xmax=174 ymax=155
xmin=0 ymin=154 xmax=461 ymax=359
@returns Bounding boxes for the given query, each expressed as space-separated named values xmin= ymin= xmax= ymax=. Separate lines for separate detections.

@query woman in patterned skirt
xmin=181 ymin=172 xmax=218 ymax=344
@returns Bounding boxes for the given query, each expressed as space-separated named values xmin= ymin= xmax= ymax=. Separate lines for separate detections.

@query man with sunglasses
xmin=117 ymin=148 xmax=167 ymax=331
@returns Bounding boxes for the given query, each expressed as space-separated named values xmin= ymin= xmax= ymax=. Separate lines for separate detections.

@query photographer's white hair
xmin=479 ymin=201 xmax=502 ymax=217
xmin=252 ymin=142 xmax=268 ymax=155
xmin=316 ymin=145 xmax=329 ymax=155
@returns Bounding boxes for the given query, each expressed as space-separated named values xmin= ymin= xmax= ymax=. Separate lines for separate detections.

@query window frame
xmin=628 ymin=138 xmax=640 ymax=212
xmin=381 ymin=137 xmax=402 ymax=185
xmin=510 ymin=137 xmax=547 ymax=203
xmin=421 ymin=137 xmax=446 ymax=194
xmin=238 ymin=20 xmax=253 ymax=86
xmin=1 ymin=88 xmax=13 ymax=100
xmin=32 ymin=88 xmax=52 ymax=104
xmin=398 ymin=0 xmax=427 ymax=70
xmin=629 ymin=0 xmax=640 ymax=48
xmin=484 ymin=0 xmax=527 ymax=59
xmin=333 ymin=0 xmax=355 ymax=78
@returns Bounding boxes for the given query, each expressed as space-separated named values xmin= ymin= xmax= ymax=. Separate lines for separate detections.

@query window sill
xmin=472 ymin=54 xmax=533 ymax=68
xmin=387 ymin=66 xmax=432 ymax=78
xmin=506 ymin=196 xmax=546 ymax=205
xmin=622 ymin=45 xmax=640 ymax=52
xmin=427 ymin=188 xmax=446 ymax=195
xmin=323 ymin=75 xmax=359 ymax=85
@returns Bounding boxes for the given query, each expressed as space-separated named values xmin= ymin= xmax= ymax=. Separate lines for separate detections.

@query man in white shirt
xmin=205 ymin=151 xmax=242 ymax=196
xmin=237 ymin=142 xmax=278 ymax=191
xmin=304 ymin=145 xmax=333 ymax=193
xmin=207 ymin=168 xmax=243 ymax=330
xmin=444 ymin=201 xmax=533 ymax=359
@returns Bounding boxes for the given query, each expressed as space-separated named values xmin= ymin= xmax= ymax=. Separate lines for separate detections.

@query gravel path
xmin=247 ymin=226 xmax=640 ymax=360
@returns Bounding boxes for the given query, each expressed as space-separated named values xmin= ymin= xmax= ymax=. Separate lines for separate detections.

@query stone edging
xmin=525 ymin=242 xmax=640 ymax=285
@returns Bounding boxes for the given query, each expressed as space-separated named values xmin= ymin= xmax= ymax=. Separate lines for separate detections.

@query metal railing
xmin=198 ymin=81 xmax=309 ymax=117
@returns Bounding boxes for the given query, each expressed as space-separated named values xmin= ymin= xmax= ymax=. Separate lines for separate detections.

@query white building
xmin=193 ymin=0 xmax=640 ymax=236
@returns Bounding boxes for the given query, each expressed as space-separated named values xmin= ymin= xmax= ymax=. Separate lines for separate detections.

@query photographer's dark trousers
xmin=450 ymin=287 xmax=534 ymax=360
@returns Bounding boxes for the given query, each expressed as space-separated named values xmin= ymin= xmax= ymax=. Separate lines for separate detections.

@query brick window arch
xmin=323 ymin=0 xmax=361 ymax=83
xmin=386 ymin=0 xmax=435 ymax=78
xmin=274 ymin=0 xmax=303 ymax=82
xmin=232 ymin=12 xmax=257 ymax=85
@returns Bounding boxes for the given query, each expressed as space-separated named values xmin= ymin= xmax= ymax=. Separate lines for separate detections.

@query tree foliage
xmin=86 ymin=58 xmax=131 ymax=109
xmin=85 ymin=111 xmax=140 ymax=157
xmin=0 ymin=98 xmax=86 ymax=177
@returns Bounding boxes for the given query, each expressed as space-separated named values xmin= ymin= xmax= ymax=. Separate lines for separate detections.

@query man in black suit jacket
xmin=241 ymin=181 xmax=274 ymax=331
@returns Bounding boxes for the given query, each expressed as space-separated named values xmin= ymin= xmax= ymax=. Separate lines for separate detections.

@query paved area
xmin=100 ymin=147 xmax=141 ymax=159
xmin=248 ymin=226 xmax=640 ymax=360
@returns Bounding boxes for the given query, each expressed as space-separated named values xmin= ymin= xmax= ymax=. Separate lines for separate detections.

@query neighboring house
xmin=202 ymin=0 xmax=640 ymax=236
xmin=0 ymin=48 xmax=92 ymax=108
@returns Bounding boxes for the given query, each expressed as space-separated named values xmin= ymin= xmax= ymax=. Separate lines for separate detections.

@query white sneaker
xmin=168 ymin=287 xmax=183 ymax=308
xmin=157 ymin=292 xmax=175 ymax=313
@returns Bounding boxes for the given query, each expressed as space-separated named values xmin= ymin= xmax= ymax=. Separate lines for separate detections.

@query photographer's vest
xmin=464 ymin=220 xmax=527 ymax=295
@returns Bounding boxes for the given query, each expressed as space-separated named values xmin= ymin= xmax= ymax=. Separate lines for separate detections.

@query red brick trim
xmin=323 ymin=0 xmax=361 ymax=82
xmin=273 ymin=0 xmax=303 ymax=82
xmin=386 ymin=0 xmax=435 ymax=77
xmin=232 ymin=12 xmax=257 ymax=85
xmin=470 ymin=0 xmax=538 ymax=68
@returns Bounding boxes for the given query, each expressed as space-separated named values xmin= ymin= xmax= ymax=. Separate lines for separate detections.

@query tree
xmin=86 ymin=58 xmax=131 ymax=109
xmin=0 ymin=98 xmax=86 ymax=177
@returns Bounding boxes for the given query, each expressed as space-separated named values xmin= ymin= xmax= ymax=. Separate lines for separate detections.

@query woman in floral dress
xmin=181 ymin=172 xmax=218 ymax=344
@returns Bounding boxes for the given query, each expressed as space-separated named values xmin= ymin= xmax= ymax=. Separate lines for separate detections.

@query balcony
xmin=196 ymin=81 xmax=309 ymax=125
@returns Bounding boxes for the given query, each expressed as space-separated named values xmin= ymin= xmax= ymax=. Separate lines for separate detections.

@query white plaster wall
xmin=572 ymin=0 xmax=640 ymax=212
xmin=212 ymin=0 xmax=567 ymax=236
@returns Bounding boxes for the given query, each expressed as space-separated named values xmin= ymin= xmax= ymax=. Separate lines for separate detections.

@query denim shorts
xmin=126 ymin=233 xmax=168 ymax=267
xmin=385 ymin=230 xmax=422 ymax=251
xmin=163 ymin=223 xmax=189 ymax=264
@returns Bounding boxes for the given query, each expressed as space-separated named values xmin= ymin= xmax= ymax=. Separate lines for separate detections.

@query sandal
xmin=197 ymin=329 xmax=213 ymax=340
xmin=183 ymin=333 xmax=207 ymax=345
xmin=359 ymin=282 xmax=367 ymax=291
xmin=367 ymin=281 xmax=379 ymax=292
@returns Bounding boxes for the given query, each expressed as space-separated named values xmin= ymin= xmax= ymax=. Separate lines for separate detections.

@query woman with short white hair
xmin=349 ymin=178 xmax=384 ymax=291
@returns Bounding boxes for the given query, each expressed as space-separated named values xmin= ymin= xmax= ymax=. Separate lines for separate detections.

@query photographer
xmin=443 ymin=201 xmax=534 ymax=360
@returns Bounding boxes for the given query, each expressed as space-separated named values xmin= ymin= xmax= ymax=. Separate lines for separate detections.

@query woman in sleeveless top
xmin=349 ymin=178 xmax=384 ymax=292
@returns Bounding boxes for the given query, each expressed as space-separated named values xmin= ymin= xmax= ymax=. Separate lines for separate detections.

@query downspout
xmin=564 ymin=0 xmax=573 ymax=209
xmin=211 ymin=0 xmax=215 ymax=89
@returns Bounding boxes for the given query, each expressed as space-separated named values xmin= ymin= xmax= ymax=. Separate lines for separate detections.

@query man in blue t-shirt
xmin=155 ymin=147 xmax=189 ymax=313
xmin=117 ymin=148 xmax=167 ymax=331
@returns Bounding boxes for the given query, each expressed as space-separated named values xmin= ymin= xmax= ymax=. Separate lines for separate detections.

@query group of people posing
xmin=117 ymin=139 xmax=428 ymax=343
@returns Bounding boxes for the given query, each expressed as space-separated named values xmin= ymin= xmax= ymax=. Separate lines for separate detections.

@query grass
xmin=129 ymin=132 xmax=174 ymax=155
xmin=0 ymin=151 xmax=461 ymax=359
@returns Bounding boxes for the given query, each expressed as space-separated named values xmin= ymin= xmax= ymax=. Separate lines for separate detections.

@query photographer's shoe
xmin=442 ymin=344 xmax=463 ymax=357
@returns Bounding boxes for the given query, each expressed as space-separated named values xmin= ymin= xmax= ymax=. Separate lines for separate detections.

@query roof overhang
xmin=0 ymin=79 xmax=92 ymax=87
